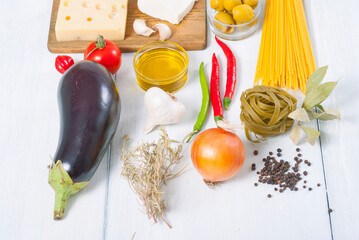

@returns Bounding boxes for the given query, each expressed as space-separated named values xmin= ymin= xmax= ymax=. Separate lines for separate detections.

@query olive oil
xmin=135 ymin=47 xmax=188 ymax=92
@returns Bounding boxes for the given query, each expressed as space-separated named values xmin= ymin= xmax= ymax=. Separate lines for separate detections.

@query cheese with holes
xmin=137 ymin=0 xmax=197 ymax=25
xmin=55 ymin=0 xmax=128 ymax=41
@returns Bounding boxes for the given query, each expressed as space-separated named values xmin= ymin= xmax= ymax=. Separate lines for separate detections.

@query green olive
xmin=242 ymin=0 xmax=258 ymax=9
xmin=210 ymin=0 xmax=225 ymax=11
xmin=223 ymin=0 xmax=242 ymax=13
xmin=232 ymin=4 xmax=254 ymax=24
xmin=214 ymin=12 xmax=235 ymax=34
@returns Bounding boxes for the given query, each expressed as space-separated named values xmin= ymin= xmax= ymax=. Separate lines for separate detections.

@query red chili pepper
xmin=215 ymin=36 xmax=237 ymax=110
xmin=55 ymin=55 xmax=74 ymax=74
xmin=210 ymin=53 xmax=223 ymax=124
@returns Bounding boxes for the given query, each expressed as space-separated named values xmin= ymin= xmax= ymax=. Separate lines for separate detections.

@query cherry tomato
xmin=84 ymin=35 xmax=122 ymax=74
xmin=55 ymin=55 xmax=74 ymax=74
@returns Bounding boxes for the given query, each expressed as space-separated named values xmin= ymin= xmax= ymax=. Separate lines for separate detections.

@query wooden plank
xmin=47 ymin=0 xmax=207 ymax=53
xmin=306 ymin=0 xmax=359 ymax=239
xmin=0 ymin=0 xmax=348 ymax=239
xmin=104 ymin=3 xmax=333 ymax=236
xmin=0 ymin=1 xmax=106 ymax=239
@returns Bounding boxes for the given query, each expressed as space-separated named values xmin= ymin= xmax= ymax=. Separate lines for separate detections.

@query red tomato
xmin=84 ymin=35 xmax=122 ymax=74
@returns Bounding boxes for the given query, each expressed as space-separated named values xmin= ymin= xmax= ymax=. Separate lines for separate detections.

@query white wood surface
xmin=307 ymin=1 xmax=359 ymax=239
xmin=0 ymin=0 xmax=357 ymax=239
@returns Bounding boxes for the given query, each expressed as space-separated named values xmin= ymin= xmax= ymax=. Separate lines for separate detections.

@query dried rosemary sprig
xmin=121 ymin=128 xmax=185 ymax=228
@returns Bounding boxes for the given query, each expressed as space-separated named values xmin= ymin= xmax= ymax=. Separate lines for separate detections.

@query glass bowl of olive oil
xmin=133 ymin=41 xmax=189 ymax=93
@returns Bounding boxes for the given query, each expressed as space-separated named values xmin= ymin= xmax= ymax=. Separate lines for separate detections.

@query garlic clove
xmin=217 ymin=120 xmax=243 ymax=133
xmin=144 ymin=87 xmax=186 ymax=134
xmin=133 ymin=19 xmax=155 ymax=37
xmin=144 ymin=122 xmax=156 ymax=135
xmin=154 ymin=23 xmax=172 ymax=41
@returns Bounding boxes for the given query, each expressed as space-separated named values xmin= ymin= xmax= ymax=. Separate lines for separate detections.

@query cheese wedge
xmin=55 ymin=0 xmax=128 ymax=41
xmin=137 ymin=0 xmax=197 ymax=25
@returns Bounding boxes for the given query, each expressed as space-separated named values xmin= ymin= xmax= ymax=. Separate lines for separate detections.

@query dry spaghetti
xmin=254 ymin=0 xmax=316 ymax=92
xmin=240 ymin=85 xmax=297 ymax=142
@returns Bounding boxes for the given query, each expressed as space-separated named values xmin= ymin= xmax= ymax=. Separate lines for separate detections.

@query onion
xmin=191 ymin=128 xmax=245 ymax=183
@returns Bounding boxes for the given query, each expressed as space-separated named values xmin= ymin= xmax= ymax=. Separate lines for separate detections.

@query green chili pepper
xmin=187 ymin=62 xmax=210 ymax=143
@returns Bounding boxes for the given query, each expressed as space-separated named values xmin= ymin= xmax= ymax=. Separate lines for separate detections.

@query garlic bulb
xmin=154 ymin=23 xmax=172 ymax=41
xmin=144 ymin=87 xmax=186 ymax=134
xmin=133 ymin=19 xmax=155 ymax=37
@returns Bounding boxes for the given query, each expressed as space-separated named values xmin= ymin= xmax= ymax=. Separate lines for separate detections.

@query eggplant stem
xmin=53 ymin=191 xmax=70 ymax=220
xmin=48 ymin=160 xmax=89 ymax=220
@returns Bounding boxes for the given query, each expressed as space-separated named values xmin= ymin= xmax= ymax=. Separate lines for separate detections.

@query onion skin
xmin=191 ymin=128 xmax=245 ymax=183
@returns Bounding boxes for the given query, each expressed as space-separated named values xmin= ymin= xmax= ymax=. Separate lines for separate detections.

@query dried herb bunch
xmin=121 ymin=129 xmax=184 ymax=228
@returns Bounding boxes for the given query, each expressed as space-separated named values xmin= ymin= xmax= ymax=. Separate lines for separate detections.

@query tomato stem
xmin=85 ymin=35 xmax=107 ymax=59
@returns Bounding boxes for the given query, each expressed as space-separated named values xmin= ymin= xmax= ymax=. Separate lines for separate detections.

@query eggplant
xmin=48 ymin=60 xmax=121 ymax=220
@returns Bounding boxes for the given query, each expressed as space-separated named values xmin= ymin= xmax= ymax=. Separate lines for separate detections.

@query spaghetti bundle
xmin=254 ymin=0 xmax=316 ymax=92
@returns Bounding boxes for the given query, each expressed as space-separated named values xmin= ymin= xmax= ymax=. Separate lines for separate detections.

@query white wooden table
xmin=0 ymin=0 xmax=358 ymax=239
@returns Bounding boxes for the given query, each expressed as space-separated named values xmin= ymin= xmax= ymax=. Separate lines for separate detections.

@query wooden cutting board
xmin=47 ymin=0 xmax=207 ymax=53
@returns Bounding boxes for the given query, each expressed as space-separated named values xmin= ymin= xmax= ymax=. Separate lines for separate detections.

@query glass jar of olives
xmin=208 ymin=0 xmax=261 ymax=40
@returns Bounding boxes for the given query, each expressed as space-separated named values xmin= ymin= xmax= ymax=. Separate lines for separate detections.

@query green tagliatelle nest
xmin=240 ymin=85 xmax=297 ymax=142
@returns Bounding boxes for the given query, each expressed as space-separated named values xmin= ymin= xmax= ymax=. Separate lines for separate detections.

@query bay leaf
xmin=326 ymin=108 xmax=341 ymax=120
xmin=317 ymin=104 xmax=325 ymax=112
xmin=303 ymin=81 xmax=337 ymax=110
xmin=308 ymin=110 xmax=340 ymax=121
xmin=306 ymin=137 xmax=319 ymax=146
xmin=290 ymin=124 xmax=300 ymax=145
xmin=301 ymin=126 xmax=320 ymax=138
xmin=288 ymin=108 xmax=311 ymax=122
xmin=306 ymin=65 xmax=328 ymax=94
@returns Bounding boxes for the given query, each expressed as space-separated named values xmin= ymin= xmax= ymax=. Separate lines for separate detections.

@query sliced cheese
xmin=55 ymin=0 xmax=128 ymax=41
xmin=137 ymin=0 xmax=197 ymax=25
